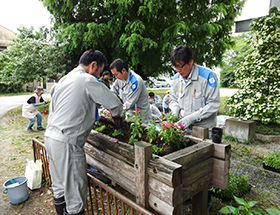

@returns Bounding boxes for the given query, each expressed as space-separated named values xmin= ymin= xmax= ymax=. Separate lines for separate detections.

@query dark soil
xmin=93 ymin=119 xmax=196 ymax=156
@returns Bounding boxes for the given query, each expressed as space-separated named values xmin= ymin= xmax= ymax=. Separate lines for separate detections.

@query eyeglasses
xmin=174 ymin=62 xmax=187 ymax=70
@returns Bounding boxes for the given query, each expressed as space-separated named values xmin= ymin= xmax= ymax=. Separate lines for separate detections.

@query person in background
xmin=99 ymin=70 xmax=110 ymax=88
xmin=22 ymin=86 xmax=50 ymax=132
xmin=108 ymin=76 xmax=114 ymax=88
xmin=45 ymin=49 xmax=123 ymax=215
xmin=149 ymin=98 xmax=163 ymax=122
xmin=148 ymin=92 xmax=163 ymax=112
xmin=162 ymin=90 xmax=171 ymax=116
xmin=110 ymin=59 xmax=151 ymax=124
xmin=169 ymin=45 xmax=220 ymax=137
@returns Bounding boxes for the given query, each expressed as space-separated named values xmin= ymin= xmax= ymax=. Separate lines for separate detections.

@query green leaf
xmin=253 ymin=208 xmax=268 ymax=215
xmin=234 ymin=196 xmax=247 ymax=205
xmin=266 ymin=208 xmax=280 ymax=215
xmin=219 ymin=206 xmax=238 ymax=214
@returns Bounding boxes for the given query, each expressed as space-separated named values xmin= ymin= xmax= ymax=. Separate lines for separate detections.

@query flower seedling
xmin=264 ymin=147 xmax=280 ymax=170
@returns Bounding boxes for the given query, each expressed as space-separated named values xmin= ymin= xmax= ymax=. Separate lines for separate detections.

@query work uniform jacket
xmin=111 ymin=70 xmax=151 ymax=123
xmin=152 ymin=95 xmax=163 ymax=110
xmin=22 ymin=93 xmax=44 ymax=118
xmin=170 ymin=64 xmax=220 ymax=129
xmin=45 ymin=66 xmax=123 ymax=146
xmin=150 ymin=104 xmax=163 ymax=122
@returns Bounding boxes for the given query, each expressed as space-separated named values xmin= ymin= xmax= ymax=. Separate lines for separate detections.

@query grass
xmin=1 ymin=105 xmax=280 ymax=214
xmin=0 ymin=92 xmax=33 ymax=96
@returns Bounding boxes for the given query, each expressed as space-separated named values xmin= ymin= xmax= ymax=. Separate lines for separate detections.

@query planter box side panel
xmin=84 ymin=143 xmax=136 ymax=195
xmin=87 ymin=130 xmax=134 ymax=165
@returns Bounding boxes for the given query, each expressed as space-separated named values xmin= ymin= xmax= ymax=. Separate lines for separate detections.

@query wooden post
xmin=192 ymin=188 xmax=208 ymax=215
xmin=135 ymin=141 xmax=153 ymax=209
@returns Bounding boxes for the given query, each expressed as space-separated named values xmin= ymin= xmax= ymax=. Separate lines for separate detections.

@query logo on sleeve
xmin=132 ymin=84 xmax=136 ymax=90
xmin=209 ymin=77 xmax=216 ymax=84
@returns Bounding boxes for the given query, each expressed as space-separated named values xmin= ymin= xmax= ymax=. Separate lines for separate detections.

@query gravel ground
xmin=229 ymin=141 xmax=280 ymax=205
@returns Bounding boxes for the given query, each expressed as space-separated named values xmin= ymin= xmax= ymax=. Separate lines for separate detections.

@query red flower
xmin=136 ymin=108 xmax=140 ymax=114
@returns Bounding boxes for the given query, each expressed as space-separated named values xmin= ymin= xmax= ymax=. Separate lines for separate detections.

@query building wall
xmin=0 ymin=25 xmax=16 ymax=51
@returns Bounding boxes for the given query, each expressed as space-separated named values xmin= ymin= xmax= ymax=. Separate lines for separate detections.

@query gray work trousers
xmin=45 ymin=137 xmax=88 ymax=214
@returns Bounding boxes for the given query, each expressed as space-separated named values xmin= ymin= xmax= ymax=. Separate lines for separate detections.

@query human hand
xmin=99 ymin=116 xmax=114 ymax=125
xmin=112 ymin=116 xmax=122 ymax=132
xmin=178 ymin=112 xmax=200 ymax=128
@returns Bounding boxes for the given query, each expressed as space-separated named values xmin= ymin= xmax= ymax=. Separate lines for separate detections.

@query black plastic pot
xmin=212 ymin=127 xmax=223 ymax=143
xmin=263 ymin=163 xmax=280 ymax=174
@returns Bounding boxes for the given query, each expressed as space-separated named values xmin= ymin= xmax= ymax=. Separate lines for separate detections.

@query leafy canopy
xmin=219 ymin=33 xmax=253 ymax=87
xmin=227 ymin=7 xmax=280 ymax=124
xmin=0 ymin=27 xmax=69 ymax=92
xmin=40 ymin=0 xmax=245 ymax=78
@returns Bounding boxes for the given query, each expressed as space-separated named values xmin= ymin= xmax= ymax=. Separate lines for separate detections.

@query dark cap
xmin=103 ymin=71 xmax=110 ymax=76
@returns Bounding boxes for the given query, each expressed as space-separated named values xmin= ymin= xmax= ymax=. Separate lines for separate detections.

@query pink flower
xmin=113 ymin=139 xmax=118 ymax=143
xmin=177 ymin=123 xmax=184 ymax=128
xmin=169 ymin=123 xmax=175 ymax=126
xmin=183 ymin=131 xmax=187 ymax=136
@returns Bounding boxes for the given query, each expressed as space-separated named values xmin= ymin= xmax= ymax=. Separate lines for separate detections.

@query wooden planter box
xmin=84 ymin=129 xmax=230 ymax=215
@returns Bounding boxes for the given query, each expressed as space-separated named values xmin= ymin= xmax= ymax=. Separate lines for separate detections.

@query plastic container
xmin=3 ymin=176 xmax=29 ymax=204
xmin=212 ymin=127 xmax=223 ymax=143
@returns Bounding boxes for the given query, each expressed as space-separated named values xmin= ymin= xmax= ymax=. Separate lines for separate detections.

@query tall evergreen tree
xmin=220 ymin=33 xmax=253 ymax=87
xmin=41 ymin=0 xmax=245 ymax=78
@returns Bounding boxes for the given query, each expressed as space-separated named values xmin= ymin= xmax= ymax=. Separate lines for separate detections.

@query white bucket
xmin=3 ymin=176 xmax=29 ymax=204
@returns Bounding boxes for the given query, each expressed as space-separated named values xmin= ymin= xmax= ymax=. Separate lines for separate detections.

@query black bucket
xmin=212 ymin=127 xmax=223 ymax=143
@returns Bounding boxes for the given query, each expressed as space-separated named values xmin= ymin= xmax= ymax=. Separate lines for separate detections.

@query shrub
xmin=213 ymin=167 xmax=250 ymax=200
xmin=264 ymin=147 xmax=280 ymax=169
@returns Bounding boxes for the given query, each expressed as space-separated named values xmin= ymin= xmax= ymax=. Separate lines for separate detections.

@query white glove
xmin=178 ymin=112 xmax=201 ymax=128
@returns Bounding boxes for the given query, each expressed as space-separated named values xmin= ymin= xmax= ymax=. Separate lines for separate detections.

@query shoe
xmin=37 ymin=127 xmax=45 ymax=131
xmin=27 ymin=128 xmax=34 ymax=132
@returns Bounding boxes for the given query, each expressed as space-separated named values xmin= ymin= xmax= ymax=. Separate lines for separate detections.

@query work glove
xmin=112 ymin=116 xmax=122 ymax=132
xmin=177 ymin=112 xmax=201 ymax=128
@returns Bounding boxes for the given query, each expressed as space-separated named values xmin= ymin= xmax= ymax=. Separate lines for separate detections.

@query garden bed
xmin=84 ymin=122 xmax=231 ymax=215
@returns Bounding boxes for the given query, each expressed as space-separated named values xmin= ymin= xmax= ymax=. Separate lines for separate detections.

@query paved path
xmin=0 ymin=88 xmax=238 ymax=119
xmin=0 ymin=94 xmax=51 ymax=119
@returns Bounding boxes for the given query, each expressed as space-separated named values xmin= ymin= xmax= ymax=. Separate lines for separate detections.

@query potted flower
xmin=263 ymin=147 xmax=280 ymax=173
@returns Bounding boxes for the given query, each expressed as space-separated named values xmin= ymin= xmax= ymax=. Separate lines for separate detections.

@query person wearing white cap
xmin=22 ymin=86 xmax=50 ymax=131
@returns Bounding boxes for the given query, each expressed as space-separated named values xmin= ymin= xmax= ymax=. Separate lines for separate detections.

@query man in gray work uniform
xmin=45 ymin=49 xmax=123 ymax=215
xmin=109 ymin=59 xmax=151 ymax=124
xmin=169 ymin=45 xmax=220 ymax=137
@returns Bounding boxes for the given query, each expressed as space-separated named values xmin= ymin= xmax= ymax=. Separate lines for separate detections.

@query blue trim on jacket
xmin=129 ymin=72 xmax=138 ymax=92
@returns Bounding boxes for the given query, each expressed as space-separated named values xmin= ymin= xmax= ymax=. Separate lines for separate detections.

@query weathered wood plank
xmin=148 ymin=177 xmax=182 ymax=207
xmin=213 ymin=158 xmax=230 ymax=176
xmin=192 ymin=126 xmax=209 ymax=139
xmin=164 ymin=142 xmax=214 ymax=170
xmin=212 ymin=173 xmax=229 ymax=190
xmin=85 ymin=154 xmax=136 ymax=195
xmin=182 ymin=158 xmax=213 ymax=186
xmin=87 ymin=130 xmax=134 ymax=165
xmin=84 ymin=142 xmax=135 ymax=181
xmin=213 ymin=143 xmax=231 ymax=160
xmin=192 ymin=189 xmax=208 ymax=215
xmin=182 ymin=173 xmax=212 ymax=201
xmin=148 ymin=194 xmax=182 ymax=215
xmin=135 ymin=141 xmax=153 ymax=209
xmin=212 ymin=156 xmax=230 ymax=189
xmin=148 ymin=155 xmax=182 ymax=187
